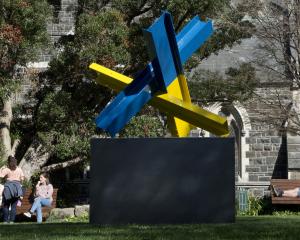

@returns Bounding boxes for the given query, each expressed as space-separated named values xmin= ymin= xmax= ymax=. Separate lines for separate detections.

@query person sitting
xmin=271 ymin=185 xmax=300 ymax=197
xmin=24 ymin=172 xmax=53 ymax=223
xmin=0 ymin=156 xmax=25 ymax=223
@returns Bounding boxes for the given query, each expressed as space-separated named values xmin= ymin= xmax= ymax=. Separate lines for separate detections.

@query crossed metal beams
xmin=90 ymin=12 xmax=229 ymax=137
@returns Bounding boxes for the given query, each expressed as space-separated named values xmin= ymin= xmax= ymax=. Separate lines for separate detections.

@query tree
xmin=239 ymin=0 xmax=300 ymax=133
xmin=9 ymin=0 xmax=254 ymax=179
xmin=189 ymin=63 xmax=258 ymax=104
xmin=240 ymin=0 xmax=299 ymax=85
xmin=15 ymin=8 xmax=130 ymax=178
xmin=0 ymin=0 xmax=51 ymax=162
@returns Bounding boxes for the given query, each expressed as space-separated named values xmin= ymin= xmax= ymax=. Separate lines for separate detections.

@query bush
xmin=236 ymin=193 xmax=272 ymax=216
xmin=272 ymin=210 xmax=300 ymax=216
xmin=64 ymin=212 xmax=89 ymax=223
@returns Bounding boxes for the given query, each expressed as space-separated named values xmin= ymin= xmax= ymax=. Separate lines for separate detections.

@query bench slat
xmin=272 ymin=197 xmax=300 ymax=204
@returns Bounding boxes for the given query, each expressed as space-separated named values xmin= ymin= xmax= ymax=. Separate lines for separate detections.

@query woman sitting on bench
xmin=24 ymin=172 xmax=53 ymax=223
xmin=271 ymin=185 xmax=300 ymax=197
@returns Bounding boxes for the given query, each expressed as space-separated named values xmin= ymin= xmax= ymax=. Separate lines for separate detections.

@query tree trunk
xmin=282 ymin=7 xmax=294 ymax=83
xmin=0 ymin=99 xmax=13 ymax=160
xmin=18 ymin=139 xmax=50 ymax=180
xmin=18 ymin=140 xmax=84 ymax=180
xmin=11 ymin=139 xmax=20 ymax=156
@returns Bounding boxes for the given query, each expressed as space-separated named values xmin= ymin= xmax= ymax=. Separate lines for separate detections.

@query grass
xmin=0 ymin=216 xmax=300 ymax=240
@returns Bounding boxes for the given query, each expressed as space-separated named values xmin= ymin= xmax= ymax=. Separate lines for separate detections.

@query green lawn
xmin=0 ymin=216 xmax=299 ymax=240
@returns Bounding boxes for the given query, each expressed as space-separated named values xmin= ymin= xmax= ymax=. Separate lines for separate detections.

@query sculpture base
xmin=90 ymin=138 xmax=235 ymax=224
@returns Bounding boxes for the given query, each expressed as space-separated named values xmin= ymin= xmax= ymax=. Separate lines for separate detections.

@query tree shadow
xmin=272 ymin=132 xmax=288 ymax=179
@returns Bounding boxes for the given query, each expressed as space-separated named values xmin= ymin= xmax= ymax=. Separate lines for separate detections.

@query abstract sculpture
xmin=90 ymin=11 xmax=229 ymax=137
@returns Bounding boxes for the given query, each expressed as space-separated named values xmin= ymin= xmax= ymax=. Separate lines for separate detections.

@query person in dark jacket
xmin=0 ymin=156 xmax=24 ymax=223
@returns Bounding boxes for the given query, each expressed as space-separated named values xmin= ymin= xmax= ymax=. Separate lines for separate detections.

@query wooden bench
xmin=271 ymin=179 xmax=300 ymax=204
xmin=16 ymin=188 xmax=58 ymax=220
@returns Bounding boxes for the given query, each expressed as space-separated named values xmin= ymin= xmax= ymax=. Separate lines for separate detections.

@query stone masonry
xmin=238 ymin=87 xmax=291 ymax=197
xmin=198 ymin=36 xmax=293 ymax=197
xmin=287 ymin=136 xmax=300 ymax=179
xmin=245 ymin=87 xmax=290 ymax=182
xmin=41 ymin=0 xmax=78 ymax=62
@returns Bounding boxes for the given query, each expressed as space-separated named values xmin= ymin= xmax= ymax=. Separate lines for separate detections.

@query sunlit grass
xmin=0 ymin=216 xmax=300 ymax=240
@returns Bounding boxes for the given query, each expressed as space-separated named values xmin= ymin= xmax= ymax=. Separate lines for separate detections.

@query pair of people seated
xmin=271 ymin=185 xmax=300 ymax=198
xmin=1 ymin=156 xmax=53 ymax=223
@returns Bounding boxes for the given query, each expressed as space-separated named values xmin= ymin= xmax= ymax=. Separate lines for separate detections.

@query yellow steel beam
xmin=164 ymin=76 xmax=194 ymax=137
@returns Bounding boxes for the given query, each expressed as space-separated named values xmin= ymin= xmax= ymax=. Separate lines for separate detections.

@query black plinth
xmin=90 ymin=138 xmax=235 ymax=224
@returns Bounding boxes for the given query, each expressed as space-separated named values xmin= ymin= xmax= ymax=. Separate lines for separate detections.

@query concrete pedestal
xmin=90 ymin=138 xmax=235 ymax=224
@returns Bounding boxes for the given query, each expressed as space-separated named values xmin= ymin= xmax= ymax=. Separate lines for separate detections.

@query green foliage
xmin=37 ymin=8 xmax=131 ymax=164
xmin=272 ymin=210 xmax=300 ymax=216
xmin=237 ymin=194 xmax=272 ymax=216
xmin=21 ymin=171 xmax=40 ymax=188
xmin=37 ymin=91 xmax=94 ymax=160
xmin=236 ymin=195 xmax=262 ymax=216
xmin=45 ymin=212 xmax=89 ymax=223
xmin=21 ymin=178 xmax=33 ymax=189
xmin=246 ymin=196 xmax=263 ymax=216
xmin=48 ymin=8 xmax=130 ymax=86
xmin=0 ymin=0 xmax=51 ymax=99
xmin=189 ymin=63 xmax=258 ymax=103
xmin=0 ymin=79 xmax=21 ymax=100
xmin=64 ymin=213 xmax=89 ymax=223
xmin=119 ymin=112 xmax=166 ymax=138
xmin=76 ymin=10 xmax=130 ymax=68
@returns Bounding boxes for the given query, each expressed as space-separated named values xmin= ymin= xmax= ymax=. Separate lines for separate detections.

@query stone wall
xmin=287 ymin=136 xmax=300 ymax=179
xmin=49 ymin=205 xmax=89 ymax=220
xmin=231 ymin=86 xmax=291 ymax=199
xmin=41 ymin=0 xmax=78 ymax=62
xmin=244 ymin=87 xmax=291 ymax=183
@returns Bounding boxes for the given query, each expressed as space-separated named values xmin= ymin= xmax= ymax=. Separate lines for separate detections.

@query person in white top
xmin=24 ymin=172 xmax=54 ymax=223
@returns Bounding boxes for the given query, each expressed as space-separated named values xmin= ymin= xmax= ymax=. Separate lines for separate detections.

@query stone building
xmin=22 ymin=0 xmax=300 ymax=199
xmin=191 ymin=36 xmax=297 ymax=197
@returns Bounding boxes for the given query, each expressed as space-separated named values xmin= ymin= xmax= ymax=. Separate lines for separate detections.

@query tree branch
xmin=11 ymin=139 xmax=20 ymax=156
xmin=41 ymin=156 xmax=83 ymax=173
xmin=18 ymin=139 xmax=50 ymax=179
